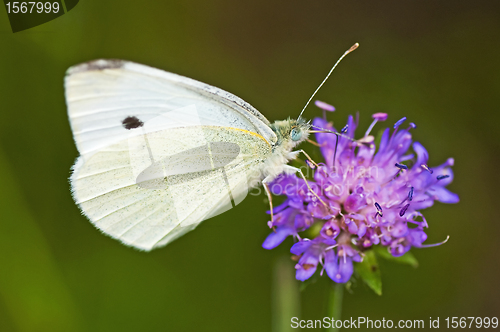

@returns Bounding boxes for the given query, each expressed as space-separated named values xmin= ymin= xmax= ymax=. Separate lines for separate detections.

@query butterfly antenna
xmin=310 ymin=125 xmax=354 ymax=141
xmin=298 ymin=43 xmax=359 ymax=119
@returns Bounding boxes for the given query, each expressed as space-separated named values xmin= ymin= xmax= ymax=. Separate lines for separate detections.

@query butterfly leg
xmin=297 ymin=169 xmax=328 ymax=208
xmin=296 ymin=149 xmax=319 ymax=168
xmin=284 ymin=165 xmax=330 ymax=211
xmin=262 ymin=177 xmax=275 ymax=224
xmin=306 ymin=139 xmax=324 ymax=147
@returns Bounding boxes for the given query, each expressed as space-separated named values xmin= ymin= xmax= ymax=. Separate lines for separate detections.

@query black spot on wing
xmin=122 ymin=116 xmax=144 ymax=130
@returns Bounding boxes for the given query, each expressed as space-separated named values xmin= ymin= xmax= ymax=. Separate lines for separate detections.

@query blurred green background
xmin=1 ymin=1 xmax=499 ymax=331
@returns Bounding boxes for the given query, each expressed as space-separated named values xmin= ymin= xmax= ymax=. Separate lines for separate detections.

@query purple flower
xmin=263 ymin=106 xmax=458 ymax=283
xmin=291 ymin=239 xmax=328 ymax=281
xmin=314 ymin=100 xmax=336 ymax=112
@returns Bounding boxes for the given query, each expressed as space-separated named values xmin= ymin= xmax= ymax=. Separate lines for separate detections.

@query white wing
xmin=66 ymin=60 xmax=273 ymax=251
xmin=65 ymin=59 xmax=277 ymax=158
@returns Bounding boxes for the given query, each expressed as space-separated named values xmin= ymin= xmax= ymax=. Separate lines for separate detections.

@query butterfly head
xmin=270 ymin=117 xmax=310 ymax=149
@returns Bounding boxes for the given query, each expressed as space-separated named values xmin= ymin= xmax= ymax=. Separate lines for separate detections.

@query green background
xmin=1 ymin=1 xmax=499 ymax=331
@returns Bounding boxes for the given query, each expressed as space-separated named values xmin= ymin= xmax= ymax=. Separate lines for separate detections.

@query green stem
xmin=272 ymin=256 xmax=300 ymax=332
xmin=328 ymin=282 xmax=344 ymax=332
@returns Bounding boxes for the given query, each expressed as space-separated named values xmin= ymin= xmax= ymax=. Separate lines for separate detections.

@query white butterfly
xmin=65 ymin=45 xmax=357 ymax=251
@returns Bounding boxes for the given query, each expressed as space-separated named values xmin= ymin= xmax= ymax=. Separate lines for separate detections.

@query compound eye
xmin=291 ymin=128 xmax=302 ymax=141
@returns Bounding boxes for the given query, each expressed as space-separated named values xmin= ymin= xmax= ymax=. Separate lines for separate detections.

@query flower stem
xmin=272 ymin=256 xmax=300 ymax=332
xmin=328 ymin=282 xmax=344 ymax=332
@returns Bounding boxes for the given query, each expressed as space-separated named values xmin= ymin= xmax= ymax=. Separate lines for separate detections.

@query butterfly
xmin=65 ymin=44 xmax=358 ymax=251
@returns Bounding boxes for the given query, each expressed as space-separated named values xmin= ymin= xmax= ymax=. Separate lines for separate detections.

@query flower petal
xmin=413 ymin=141 xmax=429 ymax=167
xmin=335 ymin=256 xmax=353 ymax=283
xmin=262 ymin=226 xmax=294 ymax=250
xmin=290 ymin=240 xmax=312 ymax=255
xmin=315 ymin=100 xmax=336 ymax=112
xmin=407 ymin=228 xmax=428 ymax=247
xmin=295 ymin=263 xmax=318 ymax=281
xmin=427 ymin=186 xmax=460 ymax=203
xmin=324 ymin=250 xmax=339 ymax=280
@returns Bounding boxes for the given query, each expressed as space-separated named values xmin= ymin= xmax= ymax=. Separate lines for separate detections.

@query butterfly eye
xmin=291 ymin=128 xmax=302 ymax=141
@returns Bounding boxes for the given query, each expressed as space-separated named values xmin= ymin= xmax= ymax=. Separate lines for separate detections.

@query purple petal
xmin=262 ymin=226 xmax=294 ymax=250
xmin=389 ymin=242 xmax=409 ymax=257
xmin=295 ymin=251 xmax=320 ymax=281
xmin=324 ymin=250 xmax=339 ymax=280
xmin=346 ymin=219 xmax=359 ymax=234
xmin=433 ymin=167 xmax=454 ymax=186
xmin=344 ymin=192 xmax=367 ymax=213
xmin=314 ymin=100 xmax=336 ymax=112
xmin=393 ymin=131 xmax=413 ymax=156
xmin=294 ymin=213 xmax=313 ymax=231
xmin=391 ymin=221 xmax=408 ymax=238
xmin=373 ymin=128 xmax=391 ymax=163
xmin=272 ymin=200 xmax=290 ymax=214
xmin=288 ymin=199 xmax=304 ymax=210
xmin=352 ymin=253 xmax=363 ymax=263
xmin=290 ymin=240 xmax=313 ymax=255
xmin=372 ymin=112 xmax=388 ymax=121
xmin=413 ymin=142 xmax=429 ymax=167
xmin=321 ymin=238 xmax=337 ymax=246
xmin=357 ymin=222 xmax=367 ymax=237
xmin=320 ymin=220 xmax=340 ymax=239
xmin=307 ymin=201 xmax=329 ymax=219
xmin=369 ymin=230 xmax=381 ymax=245
xmin=312 ymin=118 xmax=337 ymax=167
xmin=295 ymin=263 xmax=318 ymax=281
xmin=335 ymin=256 xmax=353 ymax=283
xmin=408 ymin=228 xmax=428 ymax=247
xmin=427 ymin=186 xmax=460 ymax=203
xmin=339 ymin=244 xmax=357 ymax=257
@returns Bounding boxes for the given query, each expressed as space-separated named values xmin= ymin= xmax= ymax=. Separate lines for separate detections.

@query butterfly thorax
xmin=258 ymin=117 xmax=310 ymax=182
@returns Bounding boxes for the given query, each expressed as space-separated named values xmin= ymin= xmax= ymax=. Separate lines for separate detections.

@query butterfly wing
xmin=65 ymin=59 xmax=276 ymax=157
xmin=66 ymin=60 xmax=273 ymax=251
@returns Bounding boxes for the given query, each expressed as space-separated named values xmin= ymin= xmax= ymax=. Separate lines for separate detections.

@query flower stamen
xmin=365 ymin=113 xmax=388 ymax=136
xmin=374 ymin=202 xmax=383 ymax=217
xmin=418 ymin=235 xmax=450 ymax=248
xmin=394 ymin=117 xmax=407 ymax=128
xmin=399 ymin=203 xmax=410 ymax=216
xmin=395 ymin=163 xmax=408 ymax=170
xmin=421 ymin=164 xmax=433 ymax=174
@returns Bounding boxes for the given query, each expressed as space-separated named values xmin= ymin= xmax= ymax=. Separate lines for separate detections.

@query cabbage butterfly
xmin=66 ymin=44 xmax=358 ymax=251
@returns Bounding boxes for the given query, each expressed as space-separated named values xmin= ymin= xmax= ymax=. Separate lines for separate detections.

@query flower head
xmin=263 ymin=106 xmax=458 ymax=283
